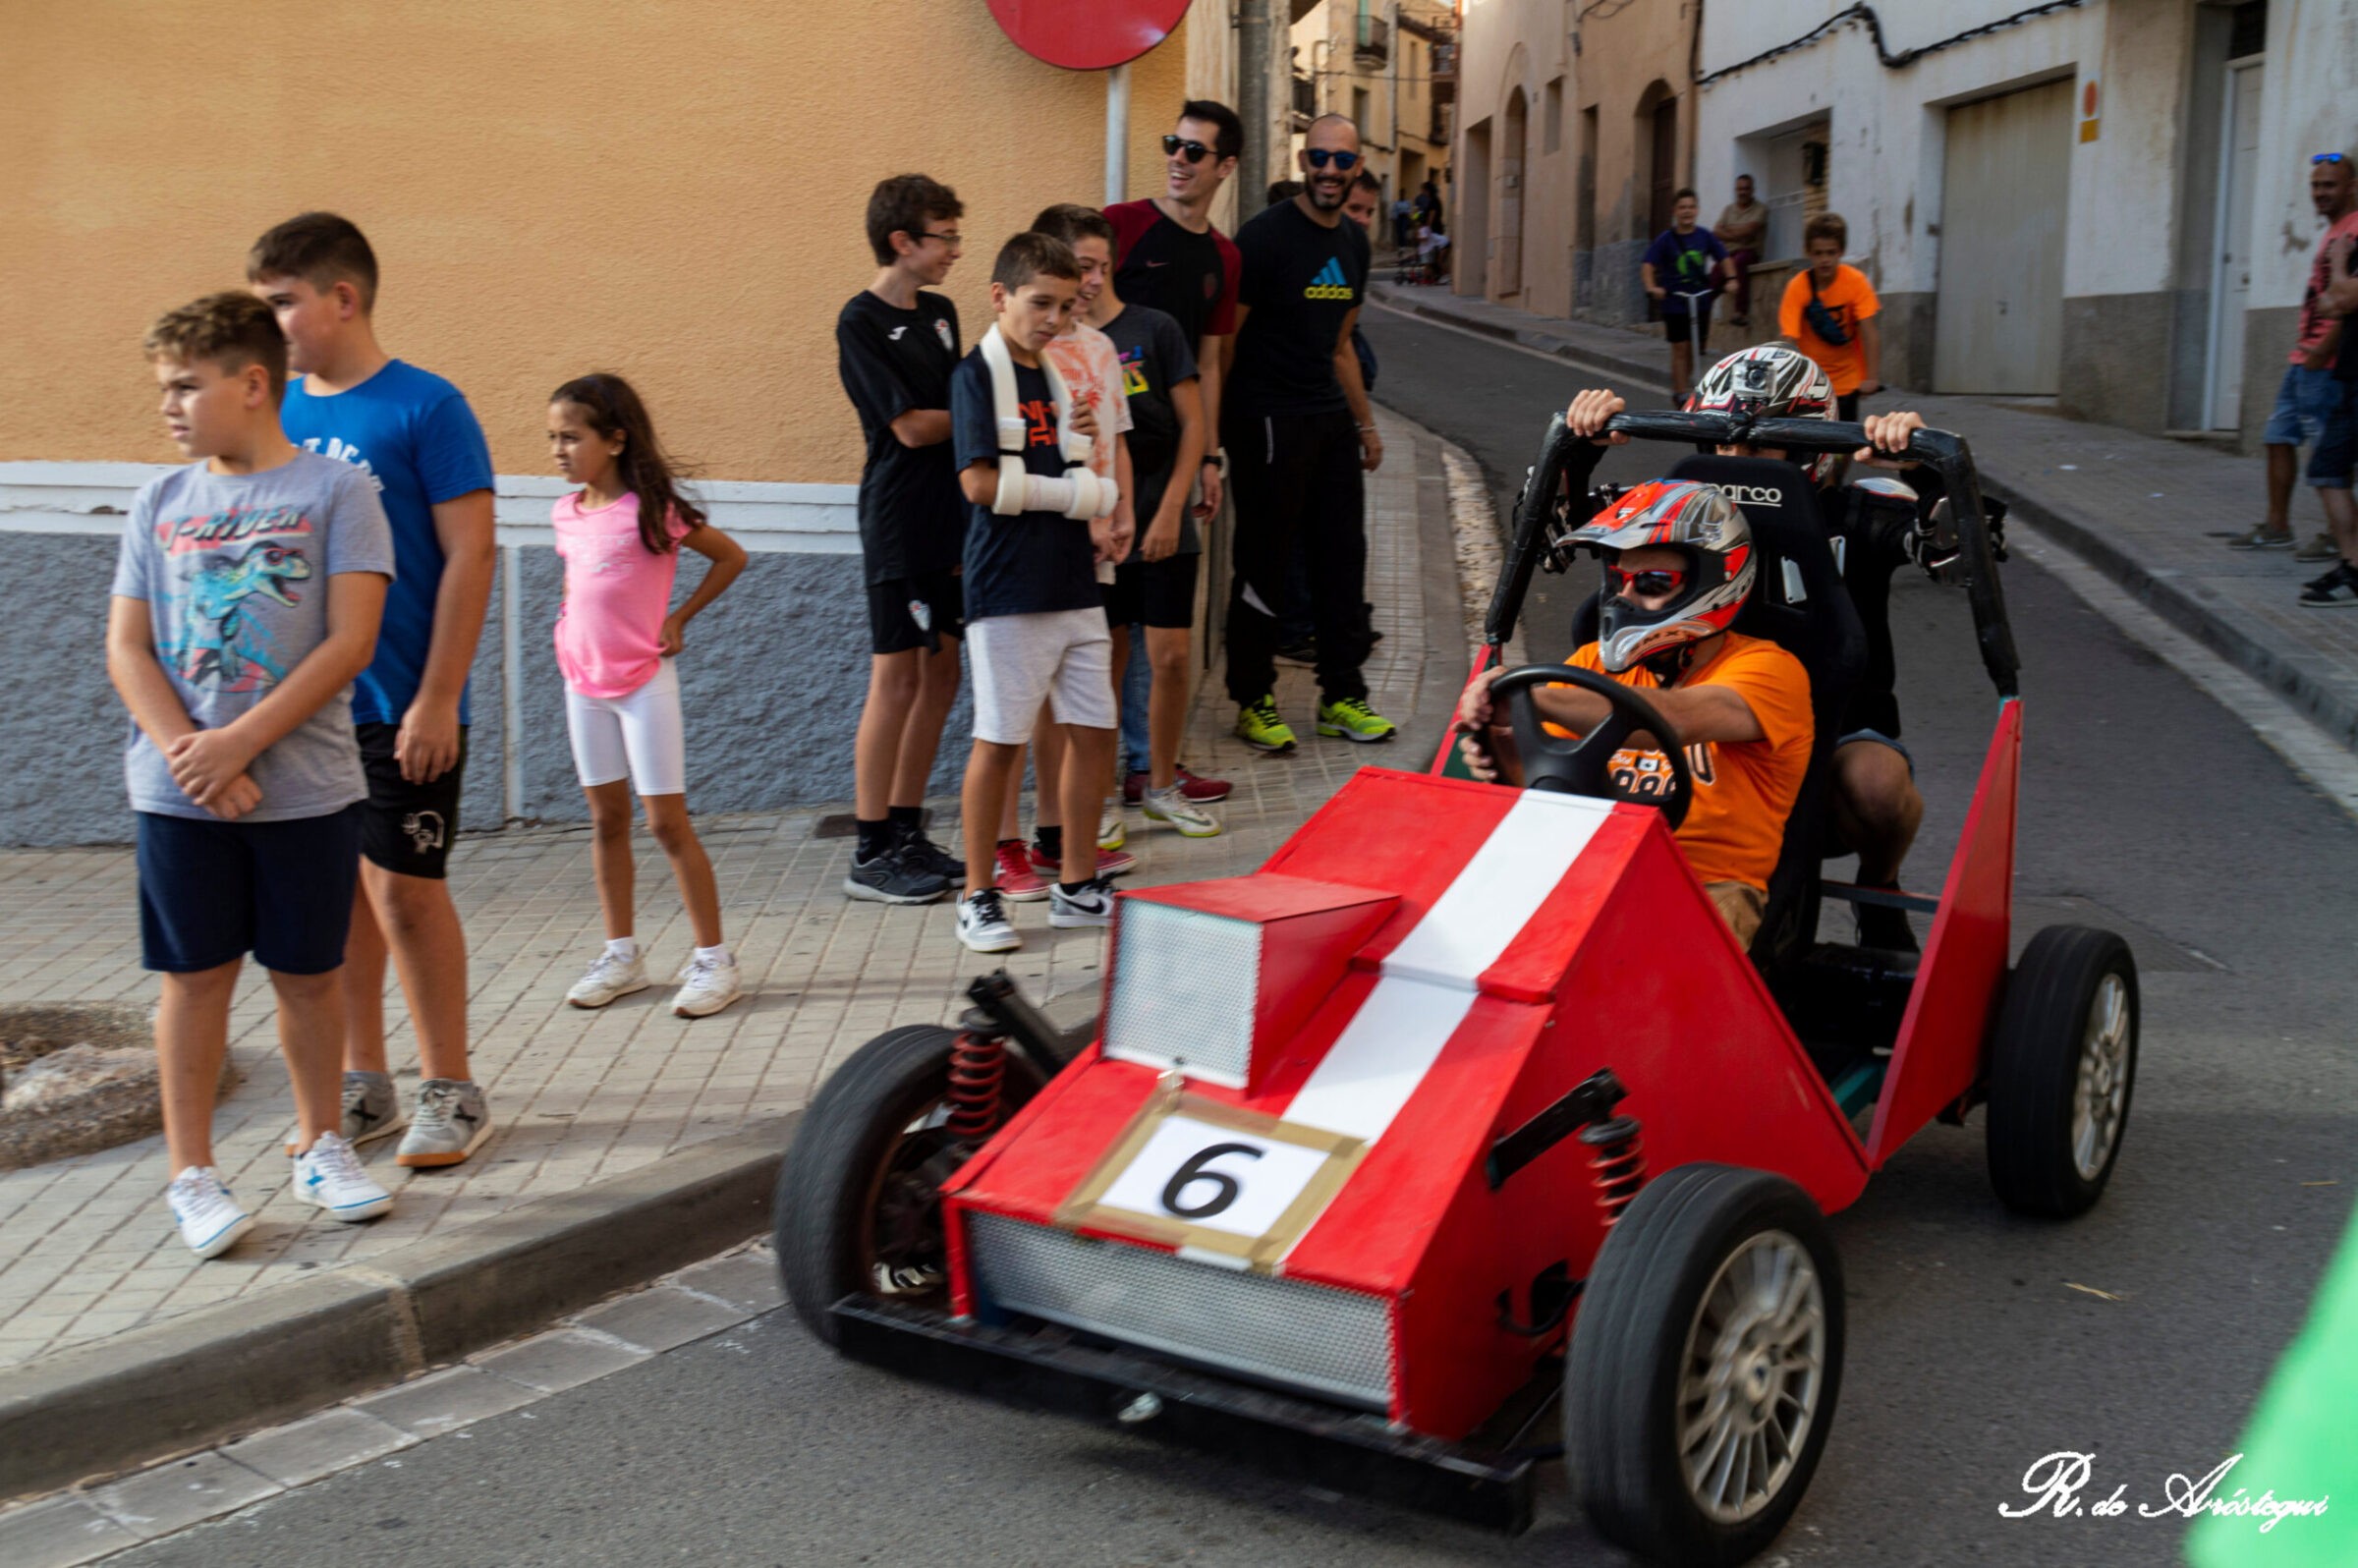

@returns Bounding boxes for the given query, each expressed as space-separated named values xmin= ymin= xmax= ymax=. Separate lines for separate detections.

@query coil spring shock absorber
xmin=944 ymin=1008 xmax=1009 ymax=1139
xmin=1579 ymin=1113 xmax=1645 ymax=1226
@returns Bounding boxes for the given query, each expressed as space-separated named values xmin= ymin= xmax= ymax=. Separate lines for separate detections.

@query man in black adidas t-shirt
xmin=835 ymin=174 xmax=970 ymax=904
xmin=1222 ymin=113 xmax=1393 ymax=753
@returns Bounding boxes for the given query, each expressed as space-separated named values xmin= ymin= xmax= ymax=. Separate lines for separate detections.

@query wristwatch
xmin=1202 ymin=451 xmax=1228 ymax=475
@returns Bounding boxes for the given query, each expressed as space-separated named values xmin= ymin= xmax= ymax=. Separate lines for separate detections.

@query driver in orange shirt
xmin=1454 ymin=477 xmax=1813 ymax=945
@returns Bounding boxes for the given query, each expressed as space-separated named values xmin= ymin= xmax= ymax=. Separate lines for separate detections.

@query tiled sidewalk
xmin=0 ymin=408 xmax=1465 ymax=1372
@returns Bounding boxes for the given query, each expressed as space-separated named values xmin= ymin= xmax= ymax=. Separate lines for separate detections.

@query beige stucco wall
xmin=2 ymin=1 xmax=1195 ymax=483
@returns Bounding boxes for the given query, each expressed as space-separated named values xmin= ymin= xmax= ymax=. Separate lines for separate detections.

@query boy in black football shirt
xmin=837 ymin=174 xmax=969 ymax=905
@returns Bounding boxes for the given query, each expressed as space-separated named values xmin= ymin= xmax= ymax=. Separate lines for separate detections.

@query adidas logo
xmin=1304 ymin=257 xmax=1355 ymax=300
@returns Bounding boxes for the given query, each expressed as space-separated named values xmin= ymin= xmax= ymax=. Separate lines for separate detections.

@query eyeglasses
xmin=1305 ymin=147 xmax=1363 ymax=172
xmin=1162 ymin=135 xmax=1218 ymax=163
xmin=2316 ymin=153 xmax=2349 ymax=165
xmin=1605 ymin=565 xmax=1688 ymax=597
xmin=915 ymin=231 xmax=963 ymax=247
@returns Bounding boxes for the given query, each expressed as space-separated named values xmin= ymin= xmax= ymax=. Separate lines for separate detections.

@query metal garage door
xmin=1935 ymin=79 xmax=2072 ymax=394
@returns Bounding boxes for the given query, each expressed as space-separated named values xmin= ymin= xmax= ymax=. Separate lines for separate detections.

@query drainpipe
xmin=1239 ymin=0 xmax=1273 ymax=215
xmin=1106 ymin=61 xmax=1131 ymax=203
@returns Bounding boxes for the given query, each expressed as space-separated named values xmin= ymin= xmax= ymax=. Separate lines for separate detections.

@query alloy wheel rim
xmin=2070 ymin=972 xmax=2132 ymax=1180
xmin=1677 ymin=1229 xmax=1826 ymax=1525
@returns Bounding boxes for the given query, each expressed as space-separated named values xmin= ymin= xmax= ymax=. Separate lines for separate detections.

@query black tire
xmin=1567 ymin=1164 xmax=1845 ymax=1567
xmin=772 ymin=1024 xmax=1045 ymax=1346
xmin=1986 ymin=925 xmax=2139 ymax=1218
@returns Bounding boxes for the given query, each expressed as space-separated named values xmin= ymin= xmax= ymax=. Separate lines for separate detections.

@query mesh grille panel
xmin=968 ymin=1212 xmax=1394 ymax=1410
xmin=1102 ymin=901 xmax=1261 ymax=1084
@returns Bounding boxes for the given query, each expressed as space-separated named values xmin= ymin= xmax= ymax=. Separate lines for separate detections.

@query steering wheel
xmin=1483 ymin=664 xmax=1694 ymax=829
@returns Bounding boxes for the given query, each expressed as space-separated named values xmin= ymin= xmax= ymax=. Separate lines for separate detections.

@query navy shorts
xmin=137 ymin=804 xmax=363 ymax=975
xmin=868 ymin=569 xmax=966 ymax=655
xmin=1102 ymin=553 xmax=1202 ymax=631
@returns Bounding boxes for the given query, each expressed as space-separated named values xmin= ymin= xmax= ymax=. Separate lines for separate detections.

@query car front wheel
xmin=1986 ymin=924 xmax=2139 ymax=1218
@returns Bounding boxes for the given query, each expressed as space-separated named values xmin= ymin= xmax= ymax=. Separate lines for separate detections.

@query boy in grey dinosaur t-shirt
xmin=105 ymin=293 xmax=398 ymax=1259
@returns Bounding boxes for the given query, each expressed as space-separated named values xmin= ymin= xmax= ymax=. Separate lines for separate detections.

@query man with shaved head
xmin=1220 ymin=113 xmax=1394 ymax=753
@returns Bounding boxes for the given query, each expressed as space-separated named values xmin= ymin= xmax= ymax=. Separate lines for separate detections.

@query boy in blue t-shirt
xmin=109 ymin=293 xmax=399 ymax=1256
xmin=947 ymin=233 xmax=1132 ymax=954
xmin=1643 ymin=189 xmax=1734 ymax=404
xmin=249 ymin=213 xmax=497 ymax=1169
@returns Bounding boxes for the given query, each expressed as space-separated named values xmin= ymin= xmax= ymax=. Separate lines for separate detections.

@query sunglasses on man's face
xmin=1163 ymin=135 xmax=1216 ymax=163
xmin=1605 ymin=565 xmax=1688 ymax=598
xmin=1305 ymin=147 xmax=1363 ymax=172
xmin=2316 ymin=152 xmax=2349 ymax=165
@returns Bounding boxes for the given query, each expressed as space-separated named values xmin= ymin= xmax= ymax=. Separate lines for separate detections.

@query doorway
xmin=1934 ymin=78 xmax=2072 ymax=394
xmin=1646 ymin=92 xmax=1679 ymax=238
xmin=1499 ymin=88 xmax=1528 ymax=298
xmin=1458 ymin=118 xmax=1491 ymax=300
xmin=2207 ymin=57 xmax=2265 ymax=429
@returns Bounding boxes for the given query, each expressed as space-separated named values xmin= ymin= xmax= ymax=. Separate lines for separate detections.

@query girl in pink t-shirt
xmin=545 ymin=374 xmax=748 ymax=1019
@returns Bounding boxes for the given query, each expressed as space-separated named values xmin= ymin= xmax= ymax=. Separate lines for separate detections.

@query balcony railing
xmin=1355 ymin=14 xmax=1389 ymax=67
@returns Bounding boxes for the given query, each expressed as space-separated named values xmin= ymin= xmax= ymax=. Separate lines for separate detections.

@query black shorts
xmin=1663 ymin=308 xmax=1712 ymax=354
xmin=357 ymin=721 xmax=467 ymax=880
xmin=1102 ymin=553 xmax=1201 ymax=631
xmin=138 ymin=804 xmax=362 ymax=974
xmin=867 ymin=569 xmax=966 ymax=654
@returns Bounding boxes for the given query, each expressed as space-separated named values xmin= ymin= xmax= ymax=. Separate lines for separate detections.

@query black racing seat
xmin=1568 ymin=457 xmax=1865 ymax=966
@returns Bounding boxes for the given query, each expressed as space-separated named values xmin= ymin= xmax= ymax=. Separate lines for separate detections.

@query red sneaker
xmin=993 ymin=840 xmax=1049 ymax=902
xmin=1029 ymin=841 xmax=1138 ymax=879
xmin=1122 ymin=770 xmax=1149 ymax=806
xmin=1173 ymin=763 xmax=1232 ymax=803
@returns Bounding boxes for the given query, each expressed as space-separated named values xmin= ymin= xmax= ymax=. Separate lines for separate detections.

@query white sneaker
xmin=1097 ymin=805 xmax=1126 ymax=851
xmin=567 ymin=949 xmax=649 ymax=1008
xmin=167 ymin=1167 xmax=253 ymax=1260
xmin=673 ymin=953 xmax=743 ymax=1018
xmin=1048 ymin=876 xmax=1117 ymax=928
xmin=1143 ymin=784 xmax=1221 ymax=838
xmin=291 ymin=1132 xmax=394 ymax=1222
xmin=957 ymin=888 xmax=1021 ymax=953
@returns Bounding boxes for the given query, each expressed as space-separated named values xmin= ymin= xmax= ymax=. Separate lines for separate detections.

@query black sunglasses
xmin=1162 ymin=135 xmax=1217 ymax=163
xmin=1306 ymin=147 xmax=1363 ymax=171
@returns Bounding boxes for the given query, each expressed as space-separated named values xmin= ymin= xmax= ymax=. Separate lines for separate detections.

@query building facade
xmin=0 ymin=1 xmax=1228 ymax=845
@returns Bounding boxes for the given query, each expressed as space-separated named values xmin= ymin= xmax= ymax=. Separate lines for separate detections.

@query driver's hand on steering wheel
xmin=1454 ymin=667 xmax=1507 ymax=782
xmin=1565 ymin=389 xmax=1630 ymax=446
xmin=1855 ymin=410 xmax=1925 ymax=469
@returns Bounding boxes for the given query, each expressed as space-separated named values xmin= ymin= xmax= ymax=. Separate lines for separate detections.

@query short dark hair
xmin=1178 ymin=99 xmax=1245 ymax=162
xmin=991 ymin=232 xmax=1081 ymax=292
xmin=246 ymin=212 xmax=379 ymax=311
xmin=1736 ymin=173 xmax=1756 ymax=185
xmin=1265 ymin=179 xmax=1304 ymax=207
xmin=1804 ymin=212 xmax=1848 ymax=250
xmin=1353 ymin=169 xmax=1382 ymax=194
xmin=866 ymin=174 xmax=965 ymax=266
xmin=1029 ymin=203 xmax=1116 ymax=251
xmin=1672 ymin=187 xmax=1699 ymax=204
xmin=145 ymin=291 xmax=289 ymax=403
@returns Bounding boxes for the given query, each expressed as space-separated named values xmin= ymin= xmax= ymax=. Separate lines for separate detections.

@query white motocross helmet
xmin=1687 ymin=345 xmax=1842 ymax=484
xmin=1567 ymin=478 xmax=1757 ymax=673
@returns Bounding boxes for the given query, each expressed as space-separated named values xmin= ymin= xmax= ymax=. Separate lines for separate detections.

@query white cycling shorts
xmin=565 ymin=658 xmax=687 ymax=797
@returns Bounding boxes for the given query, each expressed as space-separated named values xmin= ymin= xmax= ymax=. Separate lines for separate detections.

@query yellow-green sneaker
xmin=1234 ymin=696 xmax=1297 ymax=754
xmin=1317 ymin=697 xmax=1397 ymax=744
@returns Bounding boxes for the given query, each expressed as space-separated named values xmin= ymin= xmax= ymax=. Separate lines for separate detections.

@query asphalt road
xmin=118 ymin=308 xmax=2358 ymax=1568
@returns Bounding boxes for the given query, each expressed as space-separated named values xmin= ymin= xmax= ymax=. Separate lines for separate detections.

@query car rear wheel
xmin=1566 ymin=1163 xmax=1844 ymax=1567
xmin=1986 ymin=925 xmax=2139 ymax=1218
xmin=773 ymin=1023 xmax=1048 ymax=1346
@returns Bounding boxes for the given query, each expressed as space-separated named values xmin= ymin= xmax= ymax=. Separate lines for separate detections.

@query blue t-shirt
xmin=280 ymin=360 xmax=494 ymax=725
xmin=1644 ymin=228 xmax=1728 ymax=312
xmin=949 ymin=349 xmax=1098 ymax=622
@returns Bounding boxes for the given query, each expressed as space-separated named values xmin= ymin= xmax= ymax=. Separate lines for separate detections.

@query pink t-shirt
xmin=552 ymin=491 xmax=691 ymax=699
xmin=2293 ymin=212 xmax=2358 ymax=364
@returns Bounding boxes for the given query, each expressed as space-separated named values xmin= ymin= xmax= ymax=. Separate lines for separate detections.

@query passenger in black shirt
xmin=1222 ymin=113 xmax=1395 ymax=753
xmin=835 ymin=174 xmax=970 ymax=904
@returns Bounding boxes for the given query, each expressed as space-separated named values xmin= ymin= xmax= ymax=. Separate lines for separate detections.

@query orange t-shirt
xmin=1778 ymin=263 xmax=1881 ymax=394
xmin=1565 ymin=632 xmax=1814 ymax=891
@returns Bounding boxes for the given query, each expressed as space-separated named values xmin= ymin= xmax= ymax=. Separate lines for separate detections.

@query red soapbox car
xmin=772 ymin=411 xmax=2140 ymax=1565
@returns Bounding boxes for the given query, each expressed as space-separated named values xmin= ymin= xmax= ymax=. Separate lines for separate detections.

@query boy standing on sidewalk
xmin=109 ymin=293 xmax=399 ymax=1256
xmin=948 ymin=234 xmax=1131 ymax=952
xmin=248 ymin=213 xmax=497 ymax=1169
xmin=837 ymin=174 xmax=972 ymax=902
xmin=1778 ymin=213 xmax=1882 ymax=421
xmin=1642 ymin=189 xmax=1730 ymax=405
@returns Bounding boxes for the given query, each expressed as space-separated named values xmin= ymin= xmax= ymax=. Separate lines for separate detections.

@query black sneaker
xmin=895 ymin=821 xmax=967 ymax=886
xmin=843 ymin=844 xmax=949 ymax=905
xmin=2299 ymin=563 xmax=2358 ymax=607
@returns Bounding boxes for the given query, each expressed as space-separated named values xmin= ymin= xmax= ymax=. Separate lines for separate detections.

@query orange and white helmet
xmin=1567 ymin=478 xmax=1756 ymax=671
xmin=1688 ymin=345 xmax=1842 ymax=484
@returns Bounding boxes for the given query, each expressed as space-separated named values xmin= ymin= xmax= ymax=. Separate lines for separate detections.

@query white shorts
xmin=967 ymin=608 xmax=1116 ymax=745
xmin=565 ymin=659 xmax=687 ymax=796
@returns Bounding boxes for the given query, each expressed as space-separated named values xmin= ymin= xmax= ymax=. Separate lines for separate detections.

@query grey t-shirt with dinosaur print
xmin=111 ymin=451 xmax=394 ymax=821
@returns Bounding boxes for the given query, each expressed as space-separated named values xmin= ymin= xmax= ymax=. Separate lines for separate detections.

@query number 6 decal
xmin=1055 ymin=1087 xmax=1367 ymax=1269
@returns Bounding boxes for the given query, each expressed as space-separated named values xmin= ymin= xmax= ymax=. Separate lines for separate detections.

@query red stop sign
xmin=986 ymin=0 xmax=1192 ymax=71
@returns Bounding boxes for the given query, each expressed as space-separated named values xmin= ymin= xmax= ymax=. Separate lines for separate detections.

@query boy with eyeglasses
xmin=837 ymin=174 xmax=971 ymax=904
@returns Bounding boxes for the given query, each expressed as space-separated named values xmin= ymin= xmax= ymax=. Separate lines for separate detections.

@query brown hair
xmin=990 ymin=232 xmax=1081 ymax=292
xmin=866 ymin=174 xmax=964 ymax=265
xmin=1804 ymin=212 xmax=1848 ymax=251
xmin=246 ymin=212 xmax=379 ymax=311
xmin=547 ymin=373 xmax=705 ymax=553
xmin=144 ymin=292 xmax=289 ymax=403
xmin=1029 ymin=203 xmax=1116 ymax=251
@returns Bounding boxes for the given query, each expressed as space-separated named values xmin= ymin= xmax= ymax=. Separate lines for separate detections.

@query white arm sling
xmin=980 ymin=324 xmax=1119 ymax=522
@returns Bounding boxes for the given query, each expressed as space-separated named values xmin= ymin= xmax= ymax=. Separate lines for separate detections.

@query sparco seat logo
xmin=1713 ymin=483 xmax=1785 ymax=506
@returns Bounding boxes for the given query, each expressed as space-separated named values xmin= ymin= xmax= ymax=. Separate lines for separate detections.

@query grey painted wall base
xmin=1878 ymin=292 xmax=1936 ymax=396
xmin=2058 ymin=291 xmax=2176 ymax=433
xmin=1571 ymin=240 xmax=1651 ymax=328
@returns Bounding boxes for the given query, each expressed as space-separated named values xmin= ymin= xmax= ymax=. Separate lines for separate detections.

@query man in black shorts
xmin=1223 ymin=113 xmax=1394 ymax=752
xmin=837 ymin=174 xmax=971 ymax=903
